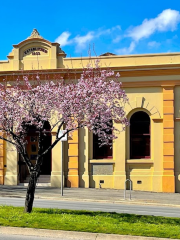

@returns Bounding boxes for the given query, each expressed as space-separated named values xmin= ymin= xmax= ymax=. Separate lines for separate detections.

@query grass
xmin=0 ymin=206 xmax=180 ymax=239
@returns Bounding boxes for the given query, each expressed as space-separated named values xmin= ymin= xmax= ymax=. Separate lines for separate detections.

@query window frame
xmin=130 ymin=111 xmax=151 ymax=159
xmin=92 ymin=120 xmax=113 ymax=159
xmin=93 ymin=133 xmax=113 ymax=159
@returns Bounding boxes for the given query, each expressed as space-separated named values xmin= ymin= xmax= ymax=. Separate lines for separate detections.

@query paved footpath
xmin=0 ymin=185 xmax=180 ymax=206
xmin=0 ymin=227 xmax=179 ymax=240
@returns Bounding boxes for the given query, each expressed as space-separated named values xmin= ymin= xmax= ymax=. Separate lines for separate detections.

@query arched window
xmin=130 ymin=111 xmax=150 ymax=159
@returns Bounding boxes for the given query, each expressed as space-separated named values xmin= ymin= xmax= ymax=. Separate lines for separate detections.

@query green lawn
xmin=0 ymin=206 xmax=180 ymax=239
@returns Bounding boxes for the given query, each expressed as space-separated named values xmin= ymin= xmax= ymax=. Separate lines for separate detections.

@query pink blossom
xmin=0 ymin=61 xmax=128 ymax=172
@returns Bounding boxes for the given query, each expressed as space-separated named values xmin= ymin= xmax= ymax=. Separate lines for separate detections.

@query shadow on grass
xmin=1 ymin=206 xmax=180 ymax=226
xmin=35 ymin=208 xmax=180 ymax=225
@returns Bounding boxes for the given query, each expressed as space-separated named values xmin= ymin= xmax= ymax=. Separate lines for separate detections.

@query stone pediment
xmin=6 ymin=29 xmax=66 ymax=70
xmin=20 ymin=43 xmax=50 ymax=59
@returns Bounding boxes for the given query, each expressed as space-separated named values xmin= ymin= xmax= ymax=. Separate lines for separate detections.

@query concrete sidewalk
xmin=0 ymin=185 xmax=180 ymax=206
xmin=0 ymin=226 xmax=179 ymax=240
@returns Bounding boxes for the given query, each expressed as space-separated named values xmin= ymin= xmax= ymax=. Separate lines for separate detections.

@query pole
xmin=124 ymin=181 xmax=126 ymax=200
xmin=58 ymin=129 xmax=67 ymax=196
xmin=61 ymin=141 xmax=63 ymax=196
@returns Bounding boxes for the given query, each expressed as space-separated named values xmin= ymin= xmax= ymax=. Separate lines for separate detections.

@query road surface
xmin=0 ymin=197 xmax=180 ymax=217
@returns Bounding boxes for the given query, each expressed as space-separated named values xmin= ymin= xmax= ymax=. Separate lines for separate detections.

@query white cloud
xmin=127 ymin=9 xmax=180 ymax=41
xmin=115 ymin=41 xmax=136 ymax=55
xmin=112 ymin=25 xmax=121 ymax=31
xmin=74 ymin=31 xmax=95 ymax=52
xmin=55 ymin=25 xmax=121 ymax=52
xmin=166 ymin=34 xmax=178 ymax=44
xmin=55 ymin=9 xmax=180 ymax=55
xmin=112 ymin=36 xmax=122 ymax=43
xmin=55 ymin=31 xmax=72 ymax=46
xmin=96 ymin=25 xmax=121 ymax=37
xmin=148 ymin=41 xmax=161 ymax=48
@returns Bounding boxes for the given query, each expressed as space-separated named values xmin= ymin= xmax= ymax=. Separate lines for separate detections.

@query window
xmin=31 ymin=144 xmax=37 ymax=152
xmin=93 ymin=120 xmax=113 ymax=159
xmin=130 ymin=111 xmax=150 ymax=159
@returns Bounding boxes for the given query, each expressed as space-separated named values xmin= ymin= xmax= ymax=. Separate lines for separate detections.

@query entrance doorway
xmin=19 ymin=122 xmax=52 ymax=183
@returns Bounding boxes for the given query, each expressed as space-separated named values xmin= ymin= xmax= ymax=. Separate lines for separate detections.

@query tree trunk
xmin=24 ymin=171 xmax=38 ymax=213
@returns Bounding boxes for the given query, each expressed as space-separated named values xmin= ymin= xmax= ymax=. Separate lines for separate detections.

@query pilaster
xmin=113 ymin=129 xmax=126 ymax=189
xmin=67 ymin=130 xmax=79 ymax=187
xmin=162 ymin=86 xmax=175 ymax=192
xmin=4 ymin=140 xmax=18 ymax=185
xmin=79 ymin=128 xmax=89 ymax=188
xmin=51 ymin=135 xmax=61 ymax=187
xmin=50 ymin=45 xmax=57 ymax=69
xmin=13 ymin=47 xmax=20 ymax=70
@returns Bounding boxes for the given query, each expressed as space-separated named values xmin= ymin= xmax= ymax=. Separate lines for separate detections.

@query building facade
xmin=0 ymin=29 xmax=180 ymax=193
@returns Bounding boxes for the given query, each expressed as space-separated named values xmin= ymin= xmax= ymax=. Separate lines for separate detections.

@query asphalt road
xmin=0 ymin=197 xmax=180 ymax=217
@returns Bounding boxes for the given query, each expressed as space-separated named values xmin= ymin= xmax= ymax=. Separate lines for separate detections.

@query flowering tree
xmin=0 ymin=60 xmax=128 ymax=213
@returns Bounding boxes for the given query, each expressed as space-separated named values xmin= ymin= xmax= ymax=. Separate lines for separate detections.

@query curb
xmin=0 ymin=194 xmax=180 ymax=208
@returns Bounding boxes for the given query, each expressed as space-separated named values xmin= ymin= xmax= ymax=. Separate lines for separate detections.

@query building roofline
xmin=64 ymin=52 xmax=180 ymax=60
xmin=12 ymin=38 xmax=59 ymax=48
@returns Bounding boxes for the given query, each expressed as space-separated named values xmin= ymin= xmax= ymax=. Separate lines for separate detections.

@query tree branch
xmin=56 ymin=120 xmax=64 ymax=139
xmin=0 ymin=135 xmax=17 ymax=146
xmin=35 ymin=127 xmax=74 ymax=168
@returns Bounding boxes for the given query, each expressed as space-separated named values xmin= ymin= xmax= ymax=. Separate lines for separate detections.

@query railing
xmin=124 ymin=179 xmax=132 ymax=200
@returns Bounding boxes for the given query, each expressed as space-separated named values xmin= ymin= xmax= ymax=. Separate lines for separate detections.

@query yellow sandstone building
xmin=0 ymin=29 xmax=179 ymax=193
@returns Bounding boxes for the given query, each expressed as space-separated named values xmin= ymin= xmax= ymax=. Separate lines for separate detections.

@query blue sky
xmin=0 ymin=0 xmax=180 ymax=59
